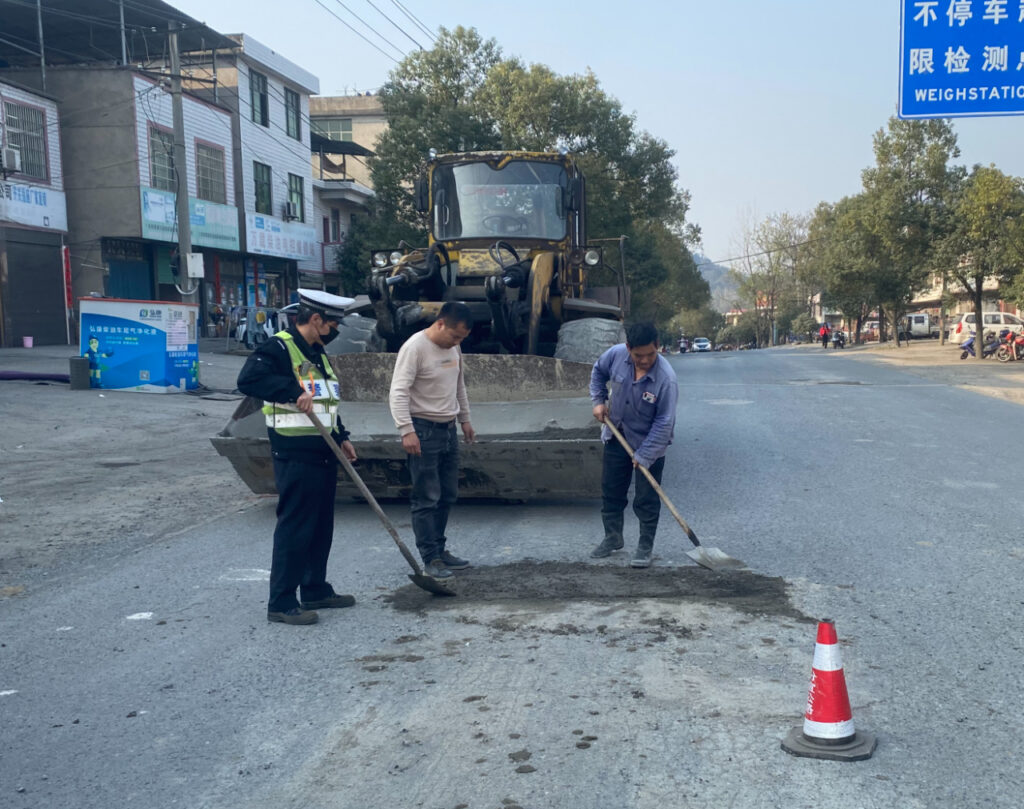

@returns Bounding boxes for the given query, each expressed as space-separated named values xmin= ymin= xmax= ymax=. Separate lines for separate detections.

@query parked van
xmin=899 ymin=313 xmax=940 ymax=340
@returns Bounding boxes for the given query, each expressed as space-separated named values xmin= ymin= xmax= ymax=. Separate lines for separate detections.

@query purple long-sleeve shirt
xmin=589 ymin=343 xmax=678 ymax=468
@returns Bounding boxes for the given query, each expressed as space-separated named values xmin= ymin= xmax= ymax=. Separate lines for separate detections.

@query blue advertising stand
xmin=78 ymin=298 xmax=199 ymax=393
xmin=900 ymin=0 xmax=1024 ymax=118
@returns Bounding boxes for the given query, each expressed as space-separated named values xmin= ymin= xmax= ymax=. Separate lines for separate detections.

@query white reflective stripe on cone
xmin=812 ymin=642 xmax=844 ymax=672
xmin=803 ymin=717 xmax=856 ymax=739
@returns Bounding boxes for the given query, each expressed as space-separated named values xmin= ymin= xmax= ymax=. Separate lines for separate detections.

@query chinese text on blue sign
xmin=900 ymin=0 xmax=1024 ymax=117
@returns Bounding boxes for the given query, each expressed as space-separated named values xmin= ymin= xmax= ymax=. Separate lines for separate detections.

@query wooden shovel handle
xmin=305 ymin=412 xmax=425 ymax=575
xmin=602 ymin=419 xmax=702 ymax=548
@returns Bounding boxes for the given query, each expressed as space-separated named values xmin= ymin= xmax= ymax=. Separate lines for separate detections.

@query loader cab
xmin=419 ymin=153 xmax=583 ymax=250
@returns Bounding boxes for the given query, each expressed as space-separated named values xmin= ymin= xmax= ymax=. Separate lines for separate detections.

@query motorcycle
xmin=959 ymin=330 xmax=1000 ymax=360
xmin=831 ymin=330 xmax=846 ymax=349
xmin=236 ymin=307 xmax=277 ymax=350
xmin=995 ymin=329 xmax=1024 ymax=362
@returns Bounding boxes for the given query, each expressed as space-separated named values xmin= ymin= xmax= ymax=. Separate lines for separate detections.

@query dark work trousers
xmin=407 ymin=417 xmax=459 ymax=565
xmin=269 ymin=452 xmax=338 ymax=612
xmin=601 ymin=439 xmax=666 ymax=548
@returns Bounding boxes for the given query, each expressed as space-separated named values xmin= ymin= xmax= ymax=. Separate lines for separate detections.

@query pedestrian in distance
xmin=589 ymin=322 xmax=679 ymax=568
xmin=820 ymin=322 xmax=831 ymax=348
xmin=388 ymin=301 xmax=476 ymax=581
xmin=237 ymin=289 xmax=357 ymax=626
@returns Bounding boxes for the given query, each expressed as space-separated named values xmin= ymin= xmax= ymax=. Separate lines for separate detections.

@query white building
xmin=182 ymin=34 xmax=321 ymax=309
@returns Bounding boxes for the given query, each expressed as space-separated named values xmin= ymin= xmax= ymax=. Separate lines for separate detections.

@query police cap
xmin=298 ymin=288 xmax=354 ymax=321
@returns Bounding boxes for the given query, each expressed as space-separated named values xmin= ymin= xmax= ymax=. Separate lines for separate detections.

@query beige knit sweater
xmin=388 ymin=330 xmax=471 ymax=436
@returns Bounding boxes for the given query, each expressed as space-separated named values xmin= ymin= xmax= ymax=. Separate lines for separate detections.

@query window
xmin=196 ymin=143 xmax=226 ymax=204
xmin=149 ymin=127 xmax=175 ymax=192
xmin=4 ymin=102 xmax=47 ymax=179
xmin=288 ymin=173 xmax=304 ymax=222
xmin=250 ymin=70 xmax=269 ymax=127
xmin=330 ymin=208 xmax=341 ymax=242
xmin=311 ymin=117 xmax=352 ymax=141
xmin=285 ymin=88 xmax=301 ymax=140
xmin=253 ymin=161 xmax=272 ymax=214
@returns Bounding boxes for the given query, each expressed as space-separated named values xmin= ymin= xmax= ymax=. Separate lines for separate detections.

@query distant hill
xmin=693 ymin=253 xmax=741 ymax=313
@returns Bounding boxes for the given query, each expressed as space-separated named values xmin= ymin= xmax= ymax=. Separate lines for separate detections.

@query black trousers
xmin=601 ymin=439 xmax=666 ymax=546
xmin=269 ymin=452 xmax=338 ymax=612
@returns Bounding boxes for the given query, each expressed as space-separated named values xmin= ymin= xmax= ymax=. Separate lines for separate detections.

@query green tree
xmin=859 ymin=117 xmax=963 ymax=343
xmin=807 ymin=195 xmax=881 ymax=342
xmin=937 ymin=165 xmax=1024 ymax=359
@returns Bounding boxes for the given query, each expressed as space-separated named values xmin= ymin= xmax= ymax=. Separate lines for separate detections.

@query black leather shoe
xmin=267 ymin=607 xmax=318 ymax=625
xmin=300 ymin=593 xmax=356 ymax=609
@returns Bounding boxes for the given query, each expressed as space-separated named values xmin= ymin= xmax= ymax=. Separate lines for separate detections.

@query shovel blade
xmin=686 ymin=546 xmax=746 ymax=571
xmin=408 ymin=572 xmax=458 ymax=597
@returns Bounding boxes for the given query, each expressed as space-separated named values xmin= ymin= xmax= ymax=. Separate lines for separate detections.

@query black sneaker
xmin=425 ymin=559 xmax=455 ymax=579
xmin=590 ymin=537 xmax=625 ymax=558
xmin=267 ymin=607 xmax=319 ymax=625
xmin=440 ymin=550 xmax=470 ymax=570
xmin=301 ymin=593 xmax=356 ymax=609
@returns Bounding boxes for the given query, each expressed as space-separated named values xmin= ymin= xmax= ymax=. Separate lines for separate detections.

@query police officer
xmin=237 ymin=289 xmax=357 ymax=625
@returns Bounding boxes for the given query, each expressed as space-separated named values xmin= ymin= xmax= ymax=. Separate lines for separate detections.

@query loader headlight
xmin=372 ymin=251 xmax=389 ymax=268
xmin=389 ymin=250 xmax=404 ymax=265
xmin=584 ymin=248 xmax=602 ymax=267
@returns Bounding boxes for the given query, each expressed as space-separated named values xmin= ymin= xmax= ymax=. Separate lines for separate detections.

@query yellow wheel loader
xmin=213 ymin=151 xmax=627 ymax=500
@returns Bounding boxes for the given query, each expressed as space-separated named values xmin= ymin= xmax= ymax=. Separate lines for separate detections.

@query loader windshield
xmin=432 ymin=159 xmax=568 ymax=241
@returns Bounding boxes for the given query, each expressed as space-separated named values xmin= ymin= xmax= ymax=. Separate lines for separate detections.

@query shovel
xmin=603 ymin=420 xmax=745 ymax=571
xmin=305 ymin=412 xmax=456 ymax=596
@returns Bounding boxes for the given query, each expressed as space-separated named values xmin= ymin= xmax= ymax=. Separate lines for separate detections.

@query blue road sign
xmin=900 ymin=0 xmax=1024 ymax=118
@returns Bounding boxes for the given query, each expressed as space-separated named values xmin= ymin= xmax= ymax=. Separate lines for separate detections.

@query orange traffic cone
xmin=781 ymin=619 xmax=876 ymax=761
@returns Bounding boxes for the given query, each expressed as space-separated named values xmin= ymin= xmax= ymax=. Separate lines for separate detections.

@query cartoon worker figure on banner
xmin=84 ymin=334 xmax=114 ymax=388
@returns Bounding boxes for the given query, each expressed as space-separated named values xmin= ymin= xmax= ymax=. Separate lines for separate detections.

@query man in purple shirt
xmin=589 ymin=322 xmax=679 ymax=567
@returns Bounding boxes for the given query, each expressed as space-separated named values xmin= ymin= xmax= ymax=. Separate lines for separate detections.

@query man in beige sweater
xmin=388 ymin=302 xmax=476 ymax=579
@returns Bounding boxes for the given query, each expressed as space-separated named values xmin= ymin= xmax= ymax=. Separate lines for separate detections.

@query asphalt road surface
xmin=3 ymin=345 xmax=1023 ymax=808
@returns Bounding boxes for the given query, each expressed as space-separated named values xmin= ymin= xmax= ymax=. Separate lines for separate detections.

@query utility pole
xmin=168 ymin=23 xmax=196 ymax=305
xmin=36 ymin=0 xmax=46 ymax=90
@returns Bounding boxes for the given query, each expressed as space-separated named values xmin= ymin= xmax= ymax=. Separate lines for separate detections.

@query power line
xmin=364 ymin=0 xmax=423 ymax=50
xmin=310 ymin=0 xmax=402 ymax=63
xmin=695 ymin=236 xmax=829 ymax=269
xmin=388 ymin=0 xmax=435 ymax=41
xmin=331 ymin=0 xmax=408 ymax=56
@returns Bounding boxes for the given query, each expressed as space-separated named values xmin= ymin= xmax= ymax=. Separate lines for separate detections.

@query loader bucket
xmin=211 ymin=354 xmax=603 ymax=501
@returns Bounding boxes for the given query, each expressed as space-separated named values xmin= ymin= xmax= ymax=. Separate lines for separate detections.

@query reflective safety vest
xmin=262 ymin=331 xmax=341 ymax=435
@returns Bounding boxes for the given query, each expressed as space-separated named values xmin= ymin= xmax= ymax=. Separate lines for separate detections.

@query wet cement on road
xmin=384 ymin=560 xmax=812 ymax=622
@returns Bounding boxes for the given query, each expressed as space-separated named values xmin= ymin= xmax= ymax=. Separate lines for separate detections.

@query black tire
xmin=996 ymin=345 xmax=1012 ymax=363
xmin=553 ymin=318 xmax=626 ymax=364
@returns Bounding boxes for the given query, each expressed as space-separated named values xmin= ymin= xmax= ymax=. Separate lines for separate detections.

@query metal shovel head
xmin=408 ymin=572 xmax=458 ymax=597
xmin=686 ymin=545 xmax=747 ymax=571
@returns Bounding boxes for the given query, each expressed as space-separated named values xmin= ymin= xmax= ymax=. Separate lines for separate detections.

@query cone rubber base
xmin=781 ymin=727 xmax=876 ymax=762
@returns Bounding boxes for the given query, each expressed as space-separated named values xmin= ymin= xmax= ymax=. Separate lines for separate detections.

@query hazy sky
xmin=174 ymin=0 xmax=1024 ymax=267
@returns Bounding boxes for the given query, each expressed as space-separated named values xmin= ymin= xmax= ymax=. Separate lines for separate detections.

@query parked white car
xmin=948 ymin=312 xmax=1024 ymax=342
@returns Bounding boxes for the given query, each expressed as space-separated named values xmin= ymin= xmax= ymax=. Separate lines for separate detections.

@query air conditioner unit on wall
xmin=284 ymin=201 xmax=298 ymax=220
xmin=2 ymin=147 xmax=21 ymax=174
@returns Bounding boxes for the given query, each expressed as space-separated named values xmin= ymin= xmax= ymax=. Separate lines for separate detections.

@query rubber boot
xmin=591 ymin=513 xmax=625 ymax=558
xmin=631 ymin=536 xmax=654 ymax=568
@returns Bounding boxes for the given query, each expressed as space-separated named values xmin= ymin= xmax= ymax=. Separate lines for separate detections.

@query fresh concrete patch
xmin=384 ymin=560 xmax=813 ymax=623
